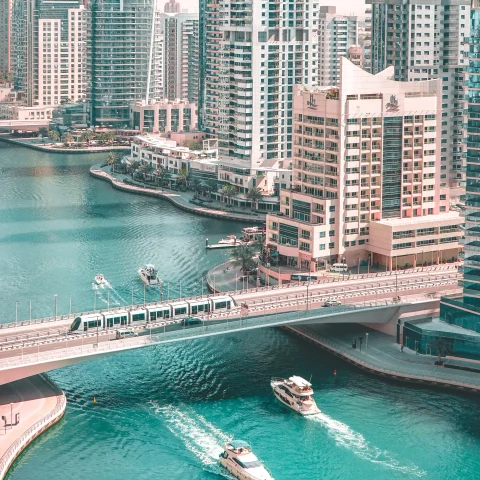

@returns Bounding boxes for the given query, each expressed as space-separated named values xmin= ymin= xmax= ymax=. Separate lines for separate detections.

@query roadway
xmin=0 ymin=269 xmax=460 ymax=359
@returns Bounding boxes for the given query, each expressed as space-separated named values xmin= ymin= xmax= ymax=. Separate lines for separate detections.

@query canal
xmin=1 ymin=142 xmax=479 ymax=480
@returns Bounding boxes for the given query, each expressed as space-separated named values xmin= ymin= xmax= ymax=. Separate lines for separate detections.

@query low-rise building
xmin=130 ymin=99 xmax=197 ymax=134
xmin=261 ymin=59 xmax=463 ymax=284
xmin=0 ymin=104 xmax=53 ymax=120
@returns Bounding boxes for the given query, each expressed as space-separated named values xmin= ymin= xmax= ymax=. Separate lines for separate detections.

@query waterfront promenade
xmin=0 ymin=375 xmax=66 ymax=479
xmin=288 ymin=324 xmax=480 ymax=394
xmin=90 ymin=164 xmax=267 ymax=223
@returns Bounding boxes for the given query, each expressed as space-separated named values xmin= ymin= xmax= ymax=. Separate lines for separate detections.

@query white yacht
xmin=219 ymin=440 xmax=273 ymax=480
xmin=218 ymin=234 xmax=240 ymax=245
xmin=138 ymin=264 xmax=161 ymax=286
xmin=270 ymin=375 xmax=320 ymax=416
xmin=94 ymin=274 xmax=106 ymax=286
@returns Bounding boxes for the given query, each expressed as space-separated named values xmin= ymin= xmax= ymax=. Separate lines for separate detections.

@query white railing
xmin=0 ymin=382 xmax=66 ymax=480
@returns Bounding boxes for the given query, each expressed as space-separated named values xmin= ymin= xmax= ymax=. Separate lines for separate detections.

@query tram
xmin=69 ymin=295 xmax=235 ymax=332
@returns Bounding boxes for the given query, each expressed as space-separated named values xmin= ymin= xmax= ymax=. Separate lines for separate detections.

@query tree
xmin=221 ymin=185 xmax=236 ymax=205
xmin=230 ymin=245 xmax=257 ymax=274
xmin=104 ymin=131 xmax=116 ymax=144
xmin=62 ymin=132 xmax=73 ymax=145
xmin=430 ymin=336 xmax=452 ymax=365
xmin=106 ymin=152 xmax=119 ymax=172
xmin=176 ymin=168 xmax=189 ymax=190
xmin=143 ymin=163 xmax=155 ymax=182
xmin=48 ymin=130 xmax=60 ymax=143
xmin=246 ymin=187 xmax=263 ymax=210
xmin=206 ymin=180 xmax=218 ymax=194
xmin=129 ymin=160 xmax=141 ymax=178
xmin=38 ymin=127 xmax=48 ymax=142
xmin=81 ymin=130 xmax=95 ymax=144
xmin=192 ymin=178 xmax=202 ymax=196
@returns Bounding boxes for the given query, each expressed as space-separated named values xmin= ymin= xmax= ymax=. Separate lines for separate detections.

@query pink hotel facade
xmin=262 ymin=59 xmax=463 ymax=283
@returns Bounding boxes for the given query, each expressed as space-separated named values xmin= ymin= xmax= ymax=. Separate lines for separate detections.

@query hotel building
xmin=11 ymin=0 xmax=87 ymax=107
xmin=0 ymin=0 xmax=12 ymax=75
xmin=262 ymin=59 xmax=463 ymax=284
xmin=367 ymin=0 xmax=470 ymax=191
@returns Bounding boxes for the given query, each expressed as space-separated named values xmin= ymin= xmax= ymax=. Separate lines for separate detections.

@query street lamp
xmin=54 ymin=294 xmax=58 ymax=320
xmin=306 ymin=282 xmax=310 ymax=312
xmin=365 ymin=332 xmax=369 ymax=353
xmin=15 ymin=301 xmax=19 ymax=327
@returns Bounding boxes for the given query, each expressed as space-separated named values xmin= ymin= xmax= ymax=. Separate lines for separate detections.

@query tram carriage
xmin=69 ymin=295 xmax=236 ymax=332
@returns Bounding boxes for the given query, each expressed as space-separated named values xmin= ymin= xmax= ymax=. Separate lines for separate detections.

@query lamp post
xmin=54 ymin=294 xmax=57 ymax=320
xmin=29 ymin=299 xmax=32 ymax=321
xmin=365 ymin=332 xmax=369 ymax=354
xmin=15 ymin=301 xmax=19 ymax=327
xmin=306 ymin=282 xmax=310 ymax=312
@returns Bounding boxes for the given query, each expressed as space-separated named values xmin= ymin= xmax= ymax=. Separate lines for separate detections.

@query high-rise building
xmin=317 ymin=7 xmax=358 ymax=86
xmin=199 ymin=0 xmax=319 ymax=171
xmin=161 ymin=12 xmax=199 ymax=104
xmin=347 ymin=45 xmax=363 ymax=69
xmin=366 ymin=0 xmax=470 ymax=190
xmin=88 ymin=0 xmax=163 ymax=128
xmin=441 ymin=0 xmax=480 ymax=327
xmin=164 ymin=0 xmax=181 ymax=14
xmin=0 ymin=0 xmax=12 ymax=76
xmin=260 ymin=59 xmax=462 ymax=284
xmin=11 ymin=0 xmax=87 ymax=107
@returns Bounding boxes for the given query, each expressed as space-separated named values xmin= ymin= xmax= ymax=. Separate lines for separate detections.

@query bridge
xmin=0 ymin=266 xmax=461 ymax=385
xmin=0 ymin=120 xmax=49 ymax=132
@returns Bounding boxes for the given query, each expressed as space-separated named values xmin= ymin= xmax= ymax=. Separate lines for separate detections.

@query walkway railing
xmin=288 ymin=326 xmax=480 ymax=390
xmin=0 ymin=297 xmax=437 ymax=371
xmin=0 ymin=384 xmax=66 ymax=479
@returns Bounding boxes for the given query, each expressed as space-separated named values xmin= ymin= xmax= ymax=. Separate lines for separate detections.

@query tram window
xmin=88 ymin=320 xmax=101 ymax=328
xmin=174 ymin=307 xmax=187 ymax=315
xmin=150 ymin=311 xmax=157 ymax=321
xmin=121 ymin=316 xmax=127 ymax=325
xmin=132 ymin=313 xmax=145 ymax=321
xmin=107 ymin=318 xmax=113 ymax=327
xmin=192 ymin=306 xmax=197 ymax=314
xmin=70 ymin=317 xmax=81 ymax=331
xmin=215 ymin=301 xmax=227 ymax=309
xmin=114 ymin=317 xmax=120 ymax=324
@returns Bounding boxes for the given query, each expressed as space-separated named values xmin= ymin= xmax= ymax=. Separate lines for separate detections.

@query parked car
xmin=183 ymin=317 xmax=202 ymax=327
xmin=323 ymin=299 xmax=341 ymax=307
xmin=115 ymin=328 xmax=138 ymax=339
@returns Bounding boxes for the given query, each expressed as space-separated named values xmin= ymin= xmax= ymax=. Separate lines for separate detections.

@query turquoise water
xmin=1 ymin=142 xmax=479 ymax=480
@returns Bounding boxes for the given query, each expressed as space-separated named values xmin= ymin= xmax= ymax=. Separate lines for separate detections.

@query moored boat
xmin=218 ymin=234 xmax=240 ymax=245
xmin=219 ymin=440 xmax=273 ymax=480
xmin=270 ymin=375 xmax=320 ymax=416
xmin=138 ymin=264 xmax=162 ymax=286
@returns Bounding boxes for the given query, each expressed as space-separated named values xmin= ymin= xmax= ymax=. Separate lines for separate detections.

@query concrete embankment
xmin=286 ymin=325 xmax=480 ymax=395
xmin=0 ymin=375 xmax=66 ymax=479
xmin=90 ymin=166 xmax=266 ymax=224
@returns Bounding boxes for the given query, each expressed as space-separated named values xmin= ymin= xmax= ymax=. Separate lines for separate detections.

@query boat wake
xmin=149 ymin=401 xmax=235 ymax=478
xmin=307 ymin=413 xmax=426 ymax=477
xmin=91 ymin=280 xmax=124 ymax=307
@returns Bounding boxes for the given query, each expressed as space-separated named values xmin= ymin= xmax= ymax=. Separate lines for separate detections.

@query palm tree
xmin=129 ymin=160 xmax=141 ymax=179
xmin=81 ymin=130 xmax=95 ymax=144
xmin=246 ymin=187 xmax=263 ymax=210
xmin=221 ymin=185 xmax=236 ymax=205
xmin=192 ymin=178 xmax=202 ymax=196
xmin=104 ymin=131 xmax=116 ymax=144
xmin=143 ymin=163 xmax=155 ymax=182
xmin=38 ymin=127 xmax=48 ymax=142
xmin=62 ymin=132 xmax=73 ymax=145
xmin=206 ymin=180 xmax=218 ymax=194
xmin=106 ymin=152 xmax=118 ymax=172
xmin=48 ymin=130 xmax=60 ymax=143
xmin=230 ymin=245 xmax=257 ymax=274
xmin=176 ymin=168 xmax=189 ymax=190
xmin=430 ymin=337 xmax=452 ymax=365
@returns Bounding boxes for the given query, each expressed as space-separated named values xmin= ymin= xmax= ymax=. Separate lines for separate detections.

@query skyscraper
xmin=164 ymin=0 xmax=181 ymax=14
xmin=88 ymin=0 xmax=163 ymax=128
xmin=199 ymin=0 xmax=319 ymax=171
xmin=161 ymin=11 xmax=199 ymax=104
xmin=367 ymin=0 xmax=470 ymax=191
xmin=317 ymin=6 xmax=358 ymax=86
xmin=0 ymin=0 xmax=12 ymax=76
xmin=12 ymin=0 xmax=87 ymax=106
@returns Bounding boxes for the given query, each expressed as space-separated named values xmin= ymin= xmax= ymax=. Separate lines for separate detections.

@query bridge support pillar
xmin=413 ymin=254 xmax=417 ymax=268
xmin=388 ymin=256 xmax=393 ymax=272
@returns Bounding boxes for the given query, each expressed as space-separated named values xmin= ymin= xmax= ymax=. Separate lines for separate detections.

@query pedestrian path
xmin=289 ymin=323 xmax=480 ymax=393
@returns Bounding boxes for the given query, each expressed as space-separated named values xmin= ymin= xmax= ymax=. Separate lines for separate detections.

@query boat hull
xmin=219 ymin=457 xmax=272 ymax=480
xmin=270 ymin=382 xmax=320 ymax=416
xmin=138 ymin=269 xmax=161 ymax=286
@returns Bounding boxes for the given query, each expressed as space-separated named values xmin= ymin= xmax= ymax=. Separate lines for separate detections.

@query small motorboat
xmin=270 ymin=375 xmax=320 ymax=416
xmin=219 ymin=440 xmax=273 ymax=480
xmin=138 ymin=264 xmax=162 ymax=286
xmin=94 ymin=274 xmax=107 ymax=286
xmin=218 ymin=235 xmax=240 ymax=245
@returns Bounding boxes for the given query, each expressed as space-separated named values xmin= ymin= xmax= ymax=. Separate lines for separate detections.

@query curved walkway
xmin=0 ymin=375 xmax=66 ymax=479
xmin=90 ymin=165 xmax=266 ymax=224
xmin=288 ymin=324 xmax=480 ymax=395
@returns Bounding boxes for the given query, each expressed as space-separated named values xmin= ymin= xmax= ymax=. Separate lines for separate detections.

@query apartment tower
xmin=366 ymin=0 xmax=470 ymax=190
xmin=0 ymin=0 xmax=12 ymax=76
xmin=199 ymin=0 xmax=319 ymax=171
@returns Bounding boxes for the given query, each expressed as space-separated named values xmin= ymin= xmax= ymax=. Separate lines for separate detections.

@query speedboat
xmin=94 ymin=274 xmax=106 ymax=286
xmin=270 ymin=375 xmax=320 ymax=416
xmin=138 ymin=264 xmax=161 ymax=286
xmin=219 ymin=440 xmax=273 ymax=480
xmin=218 ymin=234 xmax=240 ymax=245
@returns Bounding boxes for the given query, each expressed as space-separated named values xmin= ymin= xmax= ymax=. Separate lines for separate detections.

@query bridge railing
xmin=0 ymin=296 xmax=438 ymax=370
